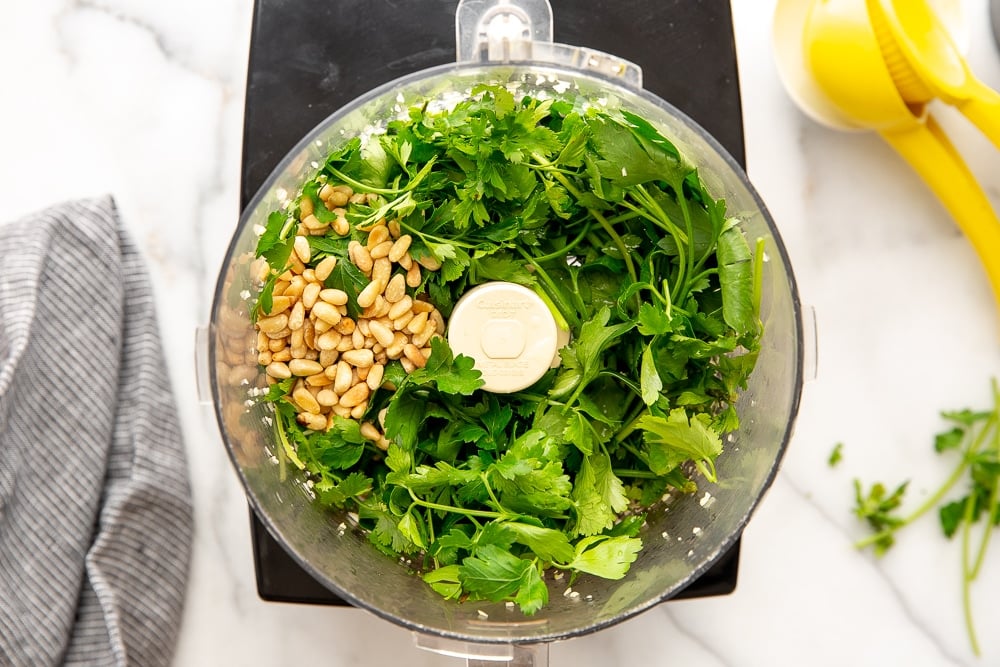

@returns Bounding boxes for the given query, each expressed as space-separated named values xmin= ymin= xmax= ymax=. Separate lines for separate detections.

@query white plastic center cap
xmin=447 ymin=281 xmax=558 ymax=393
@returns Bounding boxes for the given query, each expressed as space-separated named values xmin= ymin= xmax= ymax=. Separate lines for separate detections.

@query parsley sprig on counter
xmin=853 ymin=379 xmax=1000 ymax=656
xmin=255 ymin=84 xmax=763 ymax=614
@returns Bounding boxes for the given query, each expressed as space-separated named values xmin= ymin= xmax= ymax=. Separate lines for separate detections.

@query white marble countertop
xmin=2 ymin=1 xmax=1000 ymax=665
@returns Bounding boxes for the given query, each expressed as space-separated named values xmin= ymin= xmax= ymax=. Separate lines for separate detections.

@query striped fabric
xmin=0 ymin=197 xmax=192 ymax=666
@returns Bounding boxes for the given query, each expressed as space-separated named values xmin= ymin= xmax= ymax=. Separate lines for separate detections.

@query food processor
xmin=206 ymin=1 xmax=805 ymax=664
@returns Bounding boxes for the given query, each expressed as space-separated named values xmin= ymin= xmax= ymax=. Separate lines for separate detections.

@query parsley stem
xmin=480 ymin=473 xmax=510 ymax=516
xmin=531 ymin=221 xmax=592 ymax=263
xmin=612 ymin=468 xmax=662 ymax=479
xmin=405 ymin=488 xmax=507 ymax=520
xmin=531 ymin=152 xmax=637 ymax=282
xmin=516 ymin=247 xmax=577 ymax=328
xmin=961 ymin=487 xmax=981 ymax=657
xmin=614 ymin=406 xmax=649 ymax=444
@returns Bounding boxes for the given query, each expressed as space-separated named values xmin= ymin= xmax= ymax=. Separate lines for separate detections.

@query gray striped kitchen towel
xmin=0 ymin=196 xmax=192 ymax=666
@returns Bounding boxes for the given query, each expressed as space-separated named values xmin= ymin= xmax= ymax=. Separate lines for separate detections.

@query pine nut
xmin=350 ymin=403 xmax=367 ymax=420
xmin=257 ymin=313 xmax=288 ymax=334
xmin=403 ymin=344 xmax=427 ymax=368
xmin=303 ymin=319 xmax=316 ymax=349
xmin=320 ymin=288 xmax=349 ymax=306
xmin=349 ymin=242 xmax=374 ymax=273
xmin=256 ymin=331 xmax=269 ymax=353
xmin=406 ymin=311 xmax=429 ymax=335
xmin=328 ymin=187 xmax=351 ymax=208
xmin=349 ymin=192 xmax=368 ymax=204
xmin=264 ymin=295 xmax=292 ymax=315
xmin=285 ymin=276 xmax=306 ymax=298
xmin=397 ymin=252 xmax=412 ymax=270
xmin=336 ymin=335 xmax=355 ymax=352
xmin=334 ymin=362 xmax=353 ymax=394
xmin=319 ymin=183 xmax=334 ymax=201
xmin=302 ymin=214 xmax=325 ymax=231
xmin=319 ymin=349 xmax=339 ymax=367
xmin=265 ymin=361 xmax=291 ymax=379
xmin=314 ymin=255 xmax=338 ymax=282
xmin=290 ymin=328 xmax=305 ymax=349
xmin=431 ymin=309 xmax=446 ymax=334
xmin=388 ymin=235 xmax=412 ymax=262
xmin=369 ymin=240 xmax=393 ymax=259
xmin=384 ymin=274 xmax=406 ymax=303
xmin=299 ymin=195 xmax=314 ymax=216
xmin=305 ymin=349 xmax=319 ymax=361
xmin=366 ymin=363 xmax=385 ymax=391
xmin=332 ymin=404 xmax=352 ymax=418
xmin=400 ymin=356 xmax=416 ymax=373
xmin=376 ymin=351 xmax=388 ymax=365
xmin=268 ymin=337 xmax=287 ymax=353
xmin=258 ymin=350 xmax=273 ymax=366
xmin=367 ymin=224 xmax=390 ymax=248
xmin=294 ymin=236 xmax=311 ymax=264
xmin=357 ymin=319 xmax=371 ymax=337
xmin=312 ymin=301 xmax=342 ymax=325
xmin=339 ymin=382 xmax=370 ymax=408
xmin=360 ymin=422 xmax=380 ymax=441
xmin=300 ymin=412 xmax=327 ymax=431
xmin=356 ymin=280 xmax=383 ymax=309
xmin=335 ymin=317 xmax=356 ymax=335
xmin=369 ymin=320 xmax=395 ymax=348
xmin=411 ymin=300 xmax=433 ymax=314
xmin=406 ymin=262 xmax=422 ymax=287
xmin=317 ymin=389 xmax=339 ymax=407
xmin=314 ymin=318 xmax=332 ymax=334
xmin=370 ymin=296 xmax=391 ymax=319
xmin=341 ymin=348 xmax=375 ymax=368
xmin=388 ymin=296 xmax=413 ymax=321
xmin=306 ymin=372 xmax=333 ymax=387
xmin=416 ymin=254 xmax=441 ymax=270
xmin=411 ymin=324 xmax=435 ymax=348
xmin=266 ymin=327 xmax=291 ymax=340
xmin=317 ymin=330 xmax=342 ymax=351
xmin=387 ymin=219 xmax=401 ymax=239
xmin=272 ymin=348 xmax=292 ymax=362
xmin=356 ymin=365 xmax=370 ymax=381
xmin=372 ymin=258 xmax=391 ymax=286
xmin=333 ymin=216 xmax=350 ymax=236
xmin=302 ymin=282 xmax=321 ymax=310
xmin=351 ymin=327 xmax=365 ymax=350
xmin=288 ymin=301 xmax=305 ymax=330
xmin=289 ymin=359 xmax=324 ymax=376
xmin=293 ymin=386 xmax=321 ymax=414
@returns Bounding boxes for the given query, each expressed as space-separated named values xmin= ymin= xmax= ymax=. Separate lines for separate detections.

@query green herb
xmin=828 ymin=442 xmax=843 ymax=467
xmin=852 ymin=379 xmax=1000 ymax=656
xmin=251 ymin=85 xmax=764 ymax=615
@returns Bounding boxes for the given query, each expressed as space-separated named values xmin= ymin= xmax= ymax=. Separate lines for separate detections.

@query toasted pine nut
xmin=400 ymin=356 xmax=416 ymax=373
xmin=299 ymin=195 xmax=314 ymax=216
xmin=368 ymin=320 xmax=395 ymax=348
xmin=317 ymin=330 xmax=342 ymax=351
xmin=431 ymin=309 xmax=446 ymax=334
xmin=303 ymin=319 xmax=316 ymax=349
xmin=314 ymin=255 xmax=338 ymax=282
xmin=317 ymin=389 xmax=339 ymax=407
xmin=271 ymin=348 xmax=291 ymax=362
xmin=319 ymin=349 xmax=338 ymax=367
xmin=367 ymin=224 xmax=390 ymax=248
xmin=332 ymin=404 xmax=352 ymax=418
xmin=416 ymin=254 xmax=441 ymax=271
xmin=366 ymin=363 xmax=385 ymax=391
xmin=334 ymin=362 xmax=353 ymax=394
xmin=335 ymin=317 xmax=356 ymax=335
xmin=360 ymin=422 xmax=381 ymax=441
xmin=320 ymin=288 xmax=349 ymax=306
xmin=328 ymin=188 xmax=351 ymax=208
xmin=387 ymin=219 xmax=401 ymax=238
xmin=412 ymin=325 xmax=435 ymax=348
xmin=289 ymin=359 xmax=324 ymax=376
xmin=288 ymin=301 xmax=305 ymax=330
xmin=351 ymin=327 xmax=365 ymax=350
xmin=411 ymin=299 xmax=433 ymax=314
xmin=406 ymin=311 xmax=429 ymax=335
xmin=341 ymin=348 xmax=375 ymax=368
xmin=384 ymin=274 xmax=406 ymax=303
xmin=314 ymin=317 xmax=332 ymax=334
xmin=350 ymin=403 xmax=367 ymax=420
xmin=312 ymin=301 xmax=342 ymax=326
xmin=293 ymin=386 xmax=321 ymax=414
xmin=357 ymin=319 xmax=371 ymax=337
xmin=264 ymin=295 xmax=292 ymax=316
xmin=388 ymin=235 xmax=412 ymax=262
xmin=350 ymin=242 xmax=374 ymax=273
xmin=397 ymin=252 xmax=412 ymax=270
xmin=290 ymin=328 xmax=305 ymax=349
xmin=302 ymin=282 xmax=321 ymax=310
xmin=302 ymin=214 xmax=326 ymax=231
xmin=356 ymin=365 xmax=370 ymax=381
xmin=333 ymin=216 xmax=350 ymax=236
xmin=257 ymin=313 xmax=288 ymax=334
xmin=268 ymin=337 xmax=287 ymax=353
xmin=265 ymin=361 xmax=291 ymax=379
xmin=375 ymin=351 xmax=388 ymax=365
xmin=372 ymin=258 xmax=391 ymax=286
xmin=306 ymin=372 xmax=333 ymax=387
xmin=319 ymin=183 xmax=334 ymax=201
xmin=349 ymin=192 xmax=368 ymax=204
xmin=294 ymin=236 xmax=311 ymax=264
xmin=257 ymin=350 xmax=273 ymax=365
xmin=339 ymin=382 xmax=370 ymax=408
xmin=336 ymin=336 xmax=355 ymax=352
xmin=369 ymin=240 xmax=393 ymax=259
xmin=406 ymin=262 xmax=421 ymax=288
xmin=256 ymin=330 xmax=269 ymax=353
xmin=356 ymin=280 xmax=383 ymax=309
xmin=299 ymin=412 xmax=327 ymax=431
xmin=305 ymin=349 xmax=319 ymax=361
xmin=403 ymin=344 xmax=427 ymax=368
xmin=266 ymin=327 xmax=291 ymax=340
xmin=388 ymin=296 xmax=413 ymax=321
xmin=369 ymin=296 xmax=392 ymax=319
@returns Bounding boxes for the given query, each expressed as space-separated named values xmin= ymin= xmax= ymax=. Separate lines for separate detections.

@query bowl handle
xmin=455 ymin=0 xmax=643 ymax=88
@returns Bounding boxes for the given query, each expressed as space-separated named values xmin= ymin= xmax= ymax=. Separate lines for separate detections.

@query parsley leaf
xmin=567 ymin=535 xmax=643 ymax=580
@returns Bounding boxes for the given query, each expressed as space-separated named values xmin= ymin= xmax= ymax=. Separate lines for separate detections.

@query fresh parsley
xmin=252 ymin=85 xmax=765 ymax=615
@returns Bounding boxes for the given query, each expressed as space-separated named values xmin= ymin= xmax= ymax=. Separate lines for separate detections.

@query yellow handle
xmin=954 ymin=77 xmax=1000 ymax=151
xmin=879 ymin=116 xmax=1000 ymax=313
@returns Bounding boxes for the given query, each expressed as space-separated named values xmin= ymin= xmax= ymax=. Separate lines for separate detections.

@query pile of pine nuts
xmin=253 ymin=183 xmax=446 ymax=448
